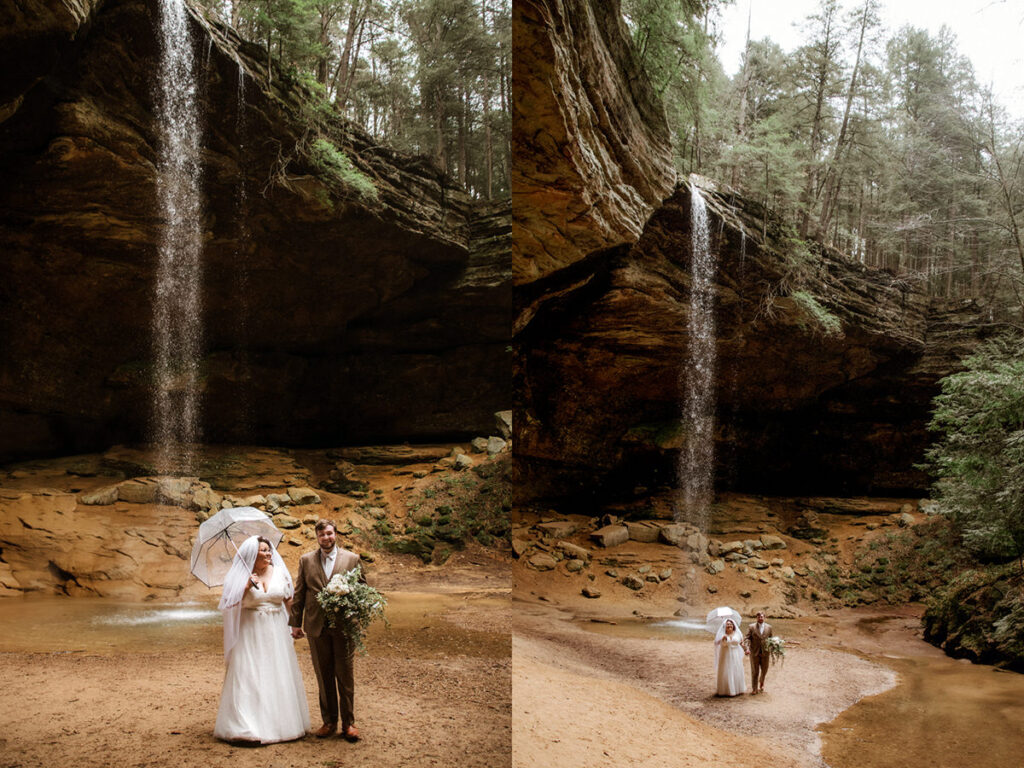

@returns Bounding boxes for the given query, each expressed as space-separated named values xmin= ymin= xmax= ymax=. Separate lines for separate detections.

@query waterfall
xmin=233 ymin=69 xmax=253 ymax=437
xmin=678 ymin=184 xmax=717 ymax=527
xmin=152 ymin=0 xmax=204 ymax=475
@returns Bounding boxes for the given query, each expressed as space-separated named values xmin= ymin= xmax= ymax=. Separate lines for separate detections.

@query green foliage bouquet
xmin=316 ymin=566 xmax=388 ymax=653
xmin=765 ymin=636 xmax=786 ymax=666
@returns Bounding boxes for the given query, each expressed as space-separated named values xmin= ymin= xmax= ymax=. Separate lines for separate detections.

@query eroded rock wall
xmin=515 ymin=181 xmax=991 ymax=502
xmin=511 ymin=0 xmax=675 ymax=284
xmin=0 ymin=0 xmax=511 ymax=462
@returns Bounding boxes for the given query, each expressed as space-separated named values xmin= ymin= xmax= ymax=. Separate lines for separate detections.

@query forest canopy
xmin=624 ymin=0 xmax=1024 ymax=318
xmin=202 ymin=0 xmax=510 ymax=200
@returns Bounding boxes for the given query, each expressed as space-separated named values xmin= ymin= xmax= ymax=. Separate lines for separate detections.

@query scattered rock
xmin=566 ymin=559 xmax=586 ymax=573
xmin=116 ymin=478 xmax=158 ymax=504
xmin=720 ymin=540 xmax=744 ymax=555
xmin=707 ymin=585 xmax=718 ymax=594
xmin=706 ymin=559 xmax=725 ymax=575
xmin=590 ymin=525 xmax=629 ymax=548
xmin=486 ymin=436 xmax=507 ymax=455
xmin=740 ymin=590 xmax=752 ymax=598
xmin=275 ymin=515 xmax=301 ymax=530
xmin=645 ymin=573 xmax=660 ymax=583
xmin=557 ymin=541 xmax=590 ymax=560
xmin=637 ymin=564 xmax=651 ymax=575
xmin=605 ymin=569 xmax=619 ymax=578
xmin=658 ymin=568 xmax=673 ymax=581
xmin=511 ymin=539 xmax=530 ymax=558
xmin=287 ymin=487 xmax=321 ymax=505
xmin=529 ymin=553 xmax=558 ymax=571
xmin=685 ymin=532 xmax=708 ymax=553
xmin=624 ymin=521 xmax=661 ymax=543
xmin=366 ymin=507 xmax=387 ymax=520
xmin=494 ymin=410 xmax=513 ymax=439
xmin=470 ymin=437 xmax=489 ymax=453
xmin=659 ymin=524 xmax=687 ymax=546
xmin=454 ymin=454 xmax=474 ymax=471
xmin=79 ymin=485 xmax=118 ymax=506
xmin=760 ymin=534 xmax=787 ymax=550
xmin=536 ymin=521 xmax=577 ymax=538
xmin=582 ymin=586 xmax=601 ymax=598
xmin=622 ymin=574 xmax=644 ymax=590
xmin=780 ymin=566 xmax=795 ymax=579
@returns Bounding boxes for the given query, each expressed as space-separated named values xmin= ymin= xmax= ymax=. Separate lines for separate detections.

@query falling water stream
xmin=152 ymin=0 xmax=204 ymax=475
xmin=678 ymin=183 xmax=716 ymax=527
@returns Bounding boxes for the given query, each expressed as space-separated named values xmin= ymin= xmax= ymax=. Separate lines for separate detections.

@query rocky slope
xmin=0 ymin=0 xmax=510 ymax=462
xmin=511 ymin=0 xmax=676 ymax=284
xmin=515 ymin=179 xmax=992 ymax=502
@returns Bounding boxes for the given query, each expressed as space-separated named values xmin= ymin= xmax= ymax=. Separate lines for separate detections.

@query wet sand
xmin=513 ymin=601 xmax=1024 ymax=768
xmin=0 ymin=589 xmax=510 ymax=768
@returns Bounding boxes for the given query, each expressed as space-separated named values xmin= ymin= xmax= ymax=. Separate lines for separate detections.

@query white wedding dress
xmin=715 ymin=629 xmax=746 ymax=697
xmin=214 ymin=566 xmax=311 ymax=743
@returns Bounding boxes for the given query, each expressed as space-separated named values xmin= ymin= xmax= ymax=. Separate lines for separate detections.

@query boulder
xmin=760 ymin=534 xmax=787 ymax=550
xmin=454 ymin=454 xmax=474 ymax=471
xmin=590 ymin=525 xmax=628 ymax=548
xmin=748 ymin=557 xmax=770 ymax=570
xmin=274 ymin=515 xmax=302 ymax=530
xmin=557 ymin=541 xmax=590 ymax=561
xmin=659 ymin=524 xmax=688 ymax=546
xmin=486 ymin=436 xmax=508 ymax=455
xmin=79 ymin=485 xmax=118 ymax=506
xmin=470 ymin=437 xmax=490 ymax=453
xmin=706 ymin=559 xmax=725 ymax=575
xmin=495 ymin=410 xmax=512 ymax=440
xmin=287 ymin=487 xmax=321 ymax=506
xmin=116 ymin=478 xmax=159 ymax=504
xmin=622 ymin=574 xmax=644 ymax=590
xmin=529 ymin=553 xmax=558 ymax=571
xmin=566 ymin=559 xmax=586 ymax=573
xmin=536 ymin=520 xmax=577 ymax=538
xmin=582 ymin=586 xmax=601 ymax=598
xmin=624 ymin=520 xmax=661 ymax=543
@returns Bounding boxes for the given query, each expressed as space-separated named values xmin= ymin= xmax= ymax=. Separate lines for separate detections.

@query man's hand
xmin=291 ymin=626 xmax=305 ymax=639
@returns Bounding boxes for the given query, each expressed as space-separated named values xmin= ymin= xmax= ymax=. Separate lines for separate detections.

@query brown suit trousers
xmin=746 ymin=622 xmax=773 ymax=690
xmin=289 ymin=547 xmax=363 ymax=727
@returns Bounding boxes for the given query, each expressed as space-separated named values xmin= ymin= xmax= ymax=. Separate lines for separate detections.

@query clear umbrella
xmin=189 ymin=506 xmax=284 ymax=587
xmin=704 ymin=606 xmax=742 ymax=634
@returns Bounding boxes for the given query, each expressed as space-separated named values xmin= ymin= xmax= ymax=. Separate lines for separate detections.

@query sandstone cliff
xmin=511 ymin=0 xmax=676 ymax=283
xmin=0 ymin=0 xmax=511 ymax=462
xmin=515 ymin=179 xmax=992 ymax=502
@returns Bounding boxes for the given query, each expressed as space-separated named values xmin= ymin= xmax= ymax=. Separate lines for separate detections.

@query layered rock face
xmin=0 ymin=0 xmax=510 ymax=463
xmin=511 ymin=0 xmax=676 ymax=283
xmin=516 ymin=180 xmax=990 ymax=501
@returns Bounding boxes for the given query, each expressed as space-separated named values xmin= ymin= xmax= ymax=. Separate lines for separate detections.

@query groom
xmin=745 ymin=611 xmax=774 ymax=694
xmin=289 ymin=518 xmax=364 ymax=741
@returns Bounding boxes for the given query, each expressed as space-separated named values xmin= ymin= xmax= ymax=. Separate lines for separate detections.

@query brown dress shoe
xmin=314 ymin=723 xmax=337 ymax=738
xmin=341 ymin=724 xmax=360 ymax=742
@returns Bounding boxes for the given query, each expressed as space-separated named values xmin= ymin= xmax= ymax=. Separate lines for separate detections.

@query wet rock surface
xmin=0 ymin=0 xmax=511 ymax=462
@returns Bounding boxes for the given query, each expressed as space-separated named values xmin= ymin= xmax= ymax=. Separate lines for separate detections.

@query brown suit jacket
xmin=288 ymin=546 xmax=363 ymax=637
xmin=746 ymin=621 xmax=774 ymax=657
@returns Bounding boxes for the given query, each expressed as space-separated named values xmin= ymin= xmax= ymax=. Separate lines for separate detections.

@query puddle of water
xmin=0 ymin=597 xmax=223 ymax=653
xmin=0 ymin=592 xmax=510 ymax=658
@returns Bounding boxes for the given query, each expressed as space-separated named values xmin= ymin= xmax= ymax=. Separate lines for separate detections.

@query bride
xmin=214 ymin=535 xmax=311 ymax=743
xmin=714 ymin=618 xmax=746 ymax=697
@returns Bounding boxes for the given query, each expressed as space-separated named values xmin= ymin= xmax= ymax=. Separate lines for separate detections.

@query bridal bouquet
xmin=765 ymin=636 xmax=786 ymax=666
xmin=316 ymin=566 xmax=388 ymax=654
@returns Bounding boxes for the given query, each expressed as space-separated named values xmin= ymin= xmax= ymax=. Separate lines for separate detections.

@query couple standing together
xmin=213 ymin=519 xmax=364 ymax=744
xmin=714 ymin=611 xmax=773 ymax=697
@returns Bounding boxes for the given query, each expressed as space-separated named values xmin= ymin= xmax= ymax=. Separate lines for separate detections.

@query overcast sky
xmin=714 ymin=0 xmax=1024 ymax=118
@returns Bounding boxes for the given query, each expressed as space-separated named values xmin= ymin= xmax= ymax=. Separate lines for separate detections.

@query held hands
xmin=291 ymin=626 xmax=305 ymax=639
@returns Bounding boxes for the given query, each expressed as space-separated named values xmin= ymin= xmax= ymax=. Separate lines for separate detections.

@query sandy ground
xmin=512 ymin=602 xmax=896 ymax=768
xmin=0 ymin=586 xmax=510 ymax=768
